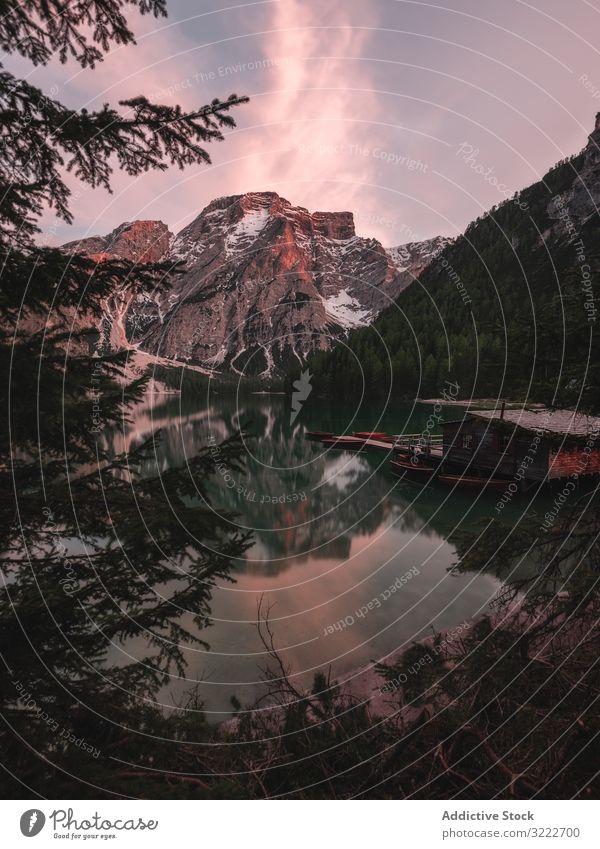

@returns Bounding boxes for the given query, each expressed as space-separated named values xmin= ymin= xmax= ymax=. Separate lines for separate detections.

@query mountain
xmin=60 ymin=220 xmax=173 ymax=353
xmin=63 ymin=219 xmax=172 ymax=264
xmin=309 ymin=115 xmax=600 ymax=410
xmin=387 ymin=236 xmax=453 ymax=281
xmin=63 ymin=193 xmax=446 ymax=377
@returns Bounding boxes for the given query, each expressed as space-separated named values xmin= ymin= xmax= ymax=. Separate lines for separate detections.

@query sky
xmin=13 ymin=0 xmax=600 ymax=247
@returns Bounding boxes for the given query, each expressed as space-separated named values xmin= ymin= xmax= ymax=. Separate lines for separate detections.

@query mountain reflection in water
xmin=105 ymin=393 xmax=536 ymax=717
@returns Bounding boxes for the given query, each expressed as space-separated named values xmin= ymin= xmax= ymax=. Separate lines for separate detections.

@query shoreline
xmin=417 ymin=397 xmax=547 ymax=410
xmin=338 ymin=617 xmax=479 ymax=717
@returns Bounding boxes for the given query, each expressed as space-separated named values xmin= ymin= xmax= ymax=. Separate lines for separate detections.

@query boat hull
xmin=353 ymin=431 xmax=390 ymax=439
xmin=390 ymin=459 xmax=437 ymax=481
xmin=305 ymin=430 xmax=334 ymax=441
xmin=437 ymin=474 xmax=508 ymax=492
xmin=320 ymin=437 xmax=365 ymax=450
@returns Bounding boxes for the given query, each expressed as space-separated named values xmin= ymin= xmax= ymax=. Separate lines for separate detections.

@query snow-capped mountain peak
xmin=62 ymin=193 xmax=448 ymax=378
xmin=387 ymin=236 xmax=453 ymax=277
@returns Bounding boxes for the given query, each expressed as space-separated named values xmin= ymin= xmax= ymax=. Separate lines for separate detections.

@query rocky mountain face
xmin=387 ymin=237 xmax=453 ymax=283
xmin=19 ymin=221 xmax=172 ymax=356
xmin=62 ymin=220 xmax=172 ymax=264
xmin=546 ymin=112 xmax=600 ymax=234
xmin=61 ymin=220 xmax=173 ymax=352
xmin=134 ymin=192 xmax=413 ymax=376
xmin=63 ymin=193 xmax=447 ymax=376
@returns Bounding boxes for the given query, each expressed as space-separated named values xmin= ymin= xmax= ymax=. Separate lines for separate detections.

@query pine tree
xmin=0 ymin=1 xmax=251 ymax=797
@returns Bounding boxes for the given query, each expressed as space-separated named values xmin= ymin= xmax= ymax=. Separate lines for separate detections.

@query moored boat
xmin=320 ymin=435 xmax=365 ymax=450
xmin=390 ymin=458 xmax=438 ymax=481
xmin=305 ymin=430 xmax=334 ymax=441
xmin=353 ymin=431 xmax=389 ymax=439
xmin=437 ymin=473 xmax=508 ymax=492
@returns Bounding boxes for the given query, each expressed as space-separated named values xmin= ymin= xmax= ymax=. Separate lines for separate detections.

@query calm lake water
xmin=112 ymin=391 xmax=542 ymax=718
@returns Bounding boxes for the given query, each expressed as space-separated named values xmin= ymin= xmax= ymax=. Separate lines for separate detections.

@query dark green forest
xmin=309 ymin=148 xmax=600 ymax=412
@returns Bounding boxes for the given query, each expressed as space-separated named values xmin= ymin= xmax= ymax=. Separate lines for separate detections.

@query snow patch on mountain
xmin=225 ymin=207 xmax=270 ymax=252
xmin=387 ymin=236 xmax=453 ymax=278
xmin=322 ymin=290 xmax=372 ymax=329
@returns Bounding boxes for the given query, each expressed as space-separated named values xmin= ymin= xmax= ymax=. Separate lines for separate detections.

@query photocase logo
xmin=290 ymin=369 xmax=312 ymax=424
xmin=20 ymin=810 xmax=46 ymax=837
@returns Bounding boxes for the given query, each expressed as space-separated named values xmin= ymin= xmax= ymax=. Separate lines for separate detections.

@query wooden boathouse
xmin=441 ymin=407 xmax=600 ymax=487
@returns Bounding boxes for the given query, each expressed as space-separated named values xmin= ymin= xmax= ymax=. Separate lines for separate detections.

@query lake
xmin=112 ymin=390 xmax=540 ymax=719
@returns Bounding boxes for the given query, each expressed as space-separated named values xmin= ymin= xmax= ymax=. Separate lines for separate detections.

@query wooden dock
xmin=308 ymin=429 xmax=517 ymax=493
xmin=357 ymin=436 xmax=397 ymax=451
xmin=315 ymin=434 xmax=396 ymax=451
xmin=308 ymin=431 xmax=443 ymax=454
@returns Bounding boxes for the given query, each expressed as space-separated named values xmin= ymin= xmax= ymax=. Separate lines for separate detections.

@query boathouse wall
xmin=548 ymin=445 xmax=600 ymax=479
xmin=442 ymin=418 xmax=550 ymax=481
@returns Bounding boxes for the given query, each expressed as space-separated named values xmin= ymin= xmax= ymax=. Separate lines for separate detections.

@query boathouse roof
xmin=465 ymin=408 xmax=600 ymax=437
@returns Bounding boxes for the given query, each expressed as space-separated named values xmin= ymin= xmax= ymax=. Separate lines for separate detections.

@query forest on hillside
xmin=309 ymin=150 xmax=600 ymax=412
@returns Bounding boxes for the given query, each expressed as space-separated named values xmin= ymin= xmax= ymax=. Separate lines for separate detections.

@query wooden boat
xmin=437 ymin=473 xmax=508 ymax=492
xmin=320 ymin=435 xmax=365 ymax=450
xmin=305 ymin=430 xmax=334 ymax=441
xmin=353 ymin=431 xmax=389 ymax=439
xmin=390 ymin=458 xmax=438 ymax=481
